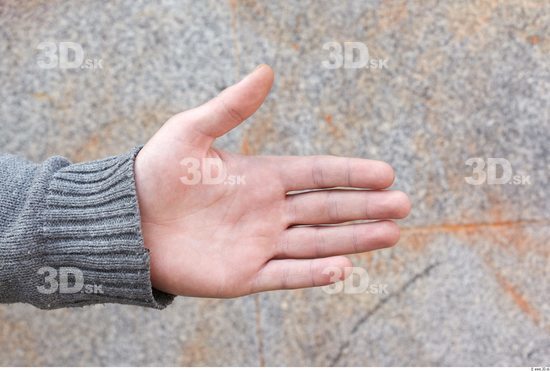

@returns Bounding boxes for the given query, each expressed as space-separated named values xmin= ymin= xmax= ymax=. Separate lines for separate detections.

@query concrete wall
xmin=0 ymin=0 xmax=548 ymax=366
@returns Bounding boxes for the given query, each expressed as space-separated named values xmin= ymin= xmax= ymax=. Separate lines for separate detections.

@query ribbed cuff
xmin=37 ymin=147 xmax=174 ymax=309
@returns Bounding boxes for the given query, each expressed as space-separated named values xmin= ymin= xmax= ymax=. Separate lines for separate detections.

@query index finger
xmin=273 ymin=155 xmax=395 ymax=191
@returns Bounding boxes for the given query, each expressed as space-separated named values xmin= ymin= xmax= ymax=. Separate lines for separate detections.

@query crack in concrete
xmin=329 ymin=262 xmax=441 ymax=366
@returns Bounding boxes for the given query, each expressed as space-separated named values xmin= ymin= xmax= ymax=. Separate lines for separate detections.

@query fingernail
xmin=246 ymin=64 xmax=265 ymax=77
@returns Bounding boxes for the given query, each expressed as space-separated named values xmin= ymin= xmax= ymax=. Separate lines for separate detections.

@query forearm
xmin=0 ymin=148 xmax=173 ymax=309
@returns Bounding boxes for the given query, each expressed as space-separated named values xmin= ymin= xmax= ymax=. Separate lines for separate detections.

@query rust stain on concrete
xmin=177 ymin=302 xmax=217 ymax=366
xmin=447 ymin=0 xmax=499 ymax=41
xmin=403 ymin=216 xmax=548 ymax=329
xmin=31 ymin=92 xmax=51 ymax=101
xmin=376 ymin=0 xmax=409 ymax=30
xmin=322 ymin=114 xmax=344 ymax=139
xmin=241 ymin=108 xmax=275 ymax=154
xmin=254 ymin=295 xmax=265 ymax=366
xmin=67 ymin=107 xmax=170 ymax=162
xmin=527 ymin=35 xmax=541 ymax=45
xmin=240 ymin=133 xmax=252 ymax=155
xmin=494 ymin=271 xmax=541 ymax=325
xmin=401 ymin=219 xmax=548 ymax=234
xmin=0 ymin=308 xmax=39 ymax=365
xmin=73 ymin=132 xmax=105 ymax=163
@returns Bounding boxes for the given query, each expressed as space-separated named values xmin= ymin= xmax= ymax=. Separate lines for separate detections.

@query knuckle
xmin=311 ymin=158 xmax=325 ymax=188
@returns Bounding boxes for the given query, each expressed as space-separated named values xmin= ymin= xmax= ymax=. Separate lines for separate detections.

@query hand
xmin=134 ymin=65 xmax=411 ymax=298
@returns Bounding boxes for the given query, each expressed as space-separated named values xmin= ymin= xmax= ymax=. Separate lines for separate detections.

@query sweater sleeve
xmin=0 ymin=147 xmax=174 ymax=309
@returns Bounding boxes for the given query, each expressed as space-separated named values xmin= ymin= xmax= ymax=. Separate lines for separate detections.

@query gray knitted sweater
xmin=0 ymin=148 xmax=173 ymax=309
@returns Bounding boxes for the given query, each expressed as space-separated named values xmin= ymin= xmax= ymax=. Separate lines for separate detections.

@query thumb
xmin=183 ymin=64 xmax=274 ymax=140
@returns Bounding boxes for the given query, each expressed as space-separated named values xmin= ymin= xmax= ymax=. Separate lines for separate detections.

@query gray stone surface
xmin=0 ymin=0 xmax=548 ymax=366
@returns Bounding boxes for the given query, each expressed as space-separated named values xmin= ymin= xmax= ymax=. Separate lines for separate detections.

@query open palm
xmin=134 ymin=65 xmax=411 ymax=298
